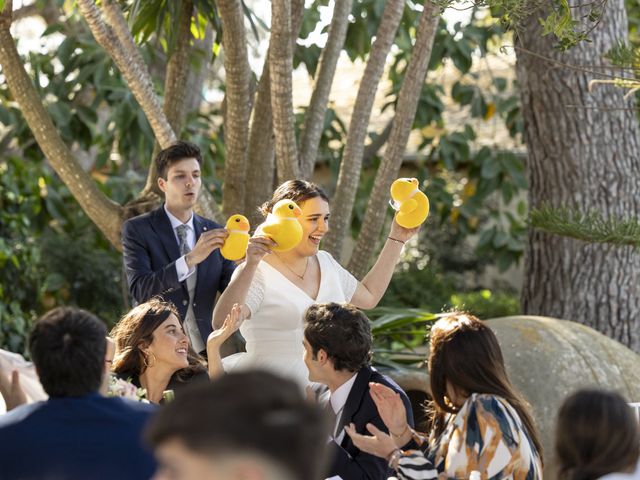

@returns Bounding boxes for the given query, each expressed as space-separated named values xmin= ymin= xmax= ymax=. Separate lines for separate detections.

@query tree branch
xmin=349 ymin=1 xmax=440 ymax=277
xmin=323 ymin=0 xmax=405 ymax=260
xmin=298 ymin=0 xmax=353 ymax=179
xmin=141 ymin=0 xmax=194 ymax=197
xmin=216 ymin=0 xmax=252 ymax=217
xmin=0 ymin=1 xmax=123 ymax=248
xmin=86 ymin=0 xmax=176 ymax=147
xmin=269 ymin=0 xmax=299 ymax=182
xmin=244 ymin=0 xmax=305 ymax=226
xmin=530 ymin=205 xmax=640 ymax=247
xmin=79 ymin=0 xmax=220 ymax=220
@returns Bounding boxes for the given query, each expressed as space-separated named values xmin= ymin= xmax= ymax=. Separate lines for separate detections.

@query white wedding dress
xmin=223 ymin=250 xmax=358 ymax=388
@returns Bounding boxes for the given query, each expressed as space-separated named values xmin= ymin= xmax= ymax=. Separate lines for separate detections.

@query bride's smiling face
xmin=294 ymin=196 xmax=330 ymax=256
xmin=144 ymin=314 xmax=189 ymax=371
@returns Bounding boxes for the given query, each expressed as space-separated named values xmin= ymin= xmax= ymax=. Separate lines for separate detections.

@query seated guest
xmin=555 ymin=389 xmax=640 ymax=480
xmin=111 ymin=298 xmax=240 ymax=402
xmin=347 ymin=313 xmax=543 ymax=479
xmin=146 ymin=370 xmax=330 ymax=480
xmin=303 ymin=302 xmax=414 ymax=479
xmin=0 ymin=307 xmax=156 ymax=479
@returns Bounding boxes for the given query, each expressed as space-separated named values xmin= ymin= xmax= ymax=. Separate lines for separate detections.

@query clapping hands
xmin=345 ymin=382 xmax=412 ymax=460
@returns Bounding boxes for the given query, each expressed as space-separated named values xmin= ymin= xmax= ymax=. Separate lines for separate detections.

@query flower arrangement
xmin=107 ymin=376 xmax=148 ymax=402
xmin=107 ymin=375 xmax=175 ymax=403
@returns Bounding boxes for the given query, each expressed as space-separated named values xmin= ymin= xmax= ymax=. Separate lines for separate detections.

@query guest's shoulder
xmin=0 ymin=401 xmax=45 ymax=428
xmin=369 ymin=367 xmax=406 ymax=396
xmin=106 ymin=396 xmax=157 ymax=415
xmin=195 ymin=213 xmax=223 ymax=230
xmin=123 ymin=206 xmax=162 ymax=229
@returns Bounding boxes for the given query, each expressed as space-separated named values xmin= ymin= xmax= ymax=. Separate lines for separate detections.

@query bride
xmin=213 ymin=180 xmax=418 ymax=387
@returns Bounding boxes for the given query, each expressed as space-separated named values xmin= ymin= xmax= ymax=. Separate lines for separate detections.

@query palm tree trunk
xmin=217 ymin=0 xmax=251 ymax=217
xmin=80 ymin=0 xmax=220 ymax=219
xmin=0 ymin=1 xmax=123 ymax=248
xmin=323 ymin=0 xmax=405 ymax=260
xmin=349 ymin=2 xmax=440 ymax=278
xmin=244 ymin=0 xmax=305 ymax=226
xmin=80 ymin=0 xmax=176 ymax=147
xmin=269 ymin=0 xmax=299 ymax=182
xmin=141 ymin=0 xmax=194 ymax=198
xmin=298 ymin=0 xmax=353 ymax=179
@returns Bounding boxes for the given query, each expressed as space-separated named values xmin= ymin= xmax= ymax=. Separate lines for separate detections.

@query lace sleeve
xmin=243 ymin=265 xmax=265 ymax=316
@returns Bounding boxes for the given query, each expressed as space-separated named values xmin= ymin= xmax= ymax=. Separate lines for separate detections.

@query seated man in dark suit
xmin=122 ymin=141 xmax=236 ymax=354
xmin=0 ymin=307 xmax=157 ymax=480
xmin=146 ymin=371 xmax=330 ymax=480
xmin=303 ymin=302 xmax=415 ymax=480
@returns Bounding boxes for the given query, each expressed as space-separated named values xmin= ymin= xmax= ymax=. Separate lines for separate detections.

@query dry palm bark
xmin=298 ymin=0 xmax=353 ymax=179
xmin=348 ymin=2 xmax=440 ymax=278
xmin=77 ymin=0 xmax=176 ymax=147
xmin=0 ymin=0 xmax=123 ymax=248
xmin=323 ymin=0 xmax=405 ymax=260
xmin=244 ymin=0 xmax=305 ymax=225
xmin=216 ymin=0 xmax=251 ymax=217
xmin=140 ymin=0 xmax=194 ymax=198
xmin=269 ymin=0 xmax=299 ymax=182
xmin=79 ymin=0 xmax=220 ymax=221
xmin=516 ymin=0 xmax=640 ymax=351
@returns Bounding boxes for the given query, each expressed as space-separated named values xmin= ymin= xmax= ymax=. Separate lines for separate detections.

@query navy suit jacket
xmin=122 ymin=205 xmax=236 ymax=343
xmin=0 ymin=394 xmax=157 ymax=479
xmin=328 ymin=366 xmax=415 ymax=480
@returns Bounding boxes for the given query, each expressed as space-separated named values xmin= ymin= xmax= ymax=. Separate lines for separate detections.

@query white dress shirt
xmin=325 ymin=373 xmax=358 ymax=445
xmin=163 ymin=205 xmax=204 ymax=352
xmin=163 ymin=205 xmax=196 ymax=282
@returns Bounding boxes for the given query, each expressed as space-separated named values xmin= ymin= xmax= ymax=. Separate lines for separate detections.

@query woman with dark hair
xmin=346 ymin=313 xmax=543 ymax=479
xmin=556 ymin=389 xmax=640 ymax=480
xmin=213 ymin=180 xmax=418 ymax=388
xmin=111 ymin=298 xmax=240 ymax=402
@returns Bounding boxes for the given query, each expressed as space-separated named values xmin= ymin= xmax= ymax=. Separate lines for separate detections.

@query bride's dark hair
xmin=260 ymin=180 xmax=329 ymax=217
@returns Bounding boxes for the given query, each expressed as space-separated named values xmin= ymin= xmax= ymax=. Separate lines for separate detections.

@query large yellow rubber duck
xmin=390 ymin=178 xmax=430 ymax=229
xmin=256 ymin=199 xmax=303 ymax=252
xmin=220 ymin=214 xmax=250 ymax=261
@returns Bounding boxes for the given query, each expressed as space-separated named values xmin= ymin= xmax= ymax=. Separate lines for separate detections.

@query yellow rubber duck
xmin=256 ymin=199 xmax=303 ymax=252
xmin=390 ymin=178 xmax=430 ymax=229
xmin=220 ymin=214 xmax=250 ymax=261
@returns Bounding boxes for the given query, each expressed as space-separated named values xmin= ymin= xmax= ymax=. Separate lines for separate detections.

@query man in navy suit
xmin=303 ymin=303 xmax=415 ymax=480
xmin=0 ymin=307 xmax=157 ymax=479
xmin=122 ymin=141 xmax=235 ymax=353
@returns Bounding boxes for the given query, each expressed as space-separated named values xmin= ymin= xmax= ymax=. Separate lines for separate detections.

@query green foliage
xmin=381 ymin=221 xmax=521 ymax=315
xmin=450 ymin=289 xmax=519 ymax=318
xmin=0 ymin=156 xmax=126 ymax=353
xmin=531 ymin=205 xmax=640 ymax=247
xmin=367 ymin=307 xmax=436 ymax=368
xmin=434 ymin=0 xmax=608 ymax=50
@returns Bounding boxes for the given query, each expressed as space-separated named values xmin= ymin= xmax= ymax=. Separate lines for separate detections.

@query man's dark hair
xmin=29 ymin=307 xmax=107 ymax=397
xmin=304 ymin=303 xmax=372 ymax=372
xmin=146 ymin=371 xmax=330 ymax=480
xmin=155 ymin=141 xmax=202 ymax=179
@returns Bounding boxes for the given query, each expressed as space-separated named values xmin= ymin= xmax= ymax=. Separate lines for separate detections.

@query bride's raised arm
xmin=212 ymin=236 xmax=275 ymax=329
xmin=350 ymin=218 xmax=420 ymax=310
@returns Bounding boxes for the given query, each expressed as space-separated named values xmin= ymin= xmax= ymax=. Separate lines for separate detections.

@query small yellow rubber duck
xmin=390 ymin=178 xmax=430 ymax=229
xmin=256 ymin=199 xmax=303 ymax=252
xmin=220 ymin=214 xmax=251 ymax=261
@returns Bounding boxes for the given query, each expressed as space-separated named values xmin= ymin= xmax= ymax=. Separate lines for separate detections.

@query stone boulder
xmin=487 ymin=316 xmax=640 ymax=475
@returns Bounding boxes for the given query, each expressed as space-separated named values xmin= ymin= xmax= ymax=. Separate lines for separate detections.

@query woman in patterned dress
xmin=346 ymin=313 xmax=543 ymax=480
